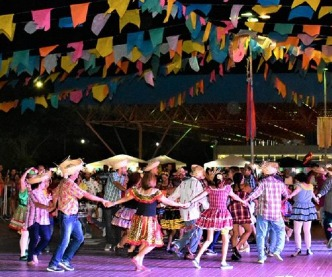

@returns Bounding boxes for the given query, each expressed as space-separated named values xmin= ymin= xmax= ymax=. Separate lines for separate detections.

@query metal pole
xmin=324 ymin=69 xmax=327 ymax=163
xmin=249 ymin=44 xmax=255 ymax=164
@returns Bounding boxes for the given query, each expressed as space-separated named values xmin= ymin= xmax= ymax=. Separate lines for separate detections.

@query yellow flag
xmin=35 ymin=96 xmax=48 ymax=108
xmin=203 ymin=22 xmax=212 ymax=42
xmin=61 ymin=56 xmax=78 ymax=73
xmin=106 ymin=0 xmax=130 ymax=18
xmin=252 ymin=5 xmax=281 ymax=15
xmin=190 ymin=12 xmax=196 ymax=30
xmin=92 ymin=84 xmax=109 ymax=102
xmin=0 ymin=14 xmax=15 ymax=41
xmin=129 ymin=47 xmax=142 ymax=62
xmin=45 ymin=72 xmax=60 ymax=83
xmin=245 ymin=22 xmax=265 ymax=33
xmin=0 ymin=58 xmax=12 ymax=78
xmin=292 ymin=0 xmax=319 ymax=11
xmin=119 ymin=10 xmax=140 ymax=33
xmin=163 ymin=0 xmax=176 ymax=23
xmin=96 ymin=36 xmax=113 ymax=57
xmin=319 ymin=6 xmax=332 ymax=19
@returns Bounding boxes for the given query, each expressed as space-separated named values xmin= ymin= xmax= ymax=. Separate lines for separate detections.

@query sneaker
xmin=47 ymin=265 xmax=65 ymax=272
xmin=185 ymin=253 xmax=196 ymax=260
xmin=291 ymin=249 xmax=301 ymax=257
xmin=104 ymin=244 xmax=112 ymax=251
xmin=59 ymin=261 xmax=75 ymax=271
xmin=220 ymin=263 xmax=233 ymax=270
xmin=327 ymin=237 xmax=332 ymax=249
xmin=84 ymin=233 xmax=92 ymax=239
xmin=231 ymin=253 xmax=240 ymax=261
xmin=306 ymin=249 xmax=313 ymax=255
xmin=205 ymin=249 xmax=217 ymax=256
xmin=273 ymin=253 xmax=283 ymax=261
xmin=192 ymin=258 xmax=201 ymax=269
xmin=239 ymin=245 xmax=250 ymax=253
xmin=19 ymin=256 xmax=27 ymax=261
xmin=171 ymin=245 xmax=184 ymax=258
xmin=257 ymin=256 xmax=267 ymax=264
xmin=102 ymin=228 xmax=106 ymax=237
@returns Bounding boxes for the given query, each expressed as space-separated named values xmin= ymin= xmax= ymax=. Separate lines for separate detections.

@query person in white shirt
xmin=168 ymin=164 xmax=209 ymax=259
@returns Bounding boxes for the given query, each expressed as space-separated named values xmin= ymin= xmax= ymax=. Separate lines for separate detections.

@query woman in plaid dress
xmin=228 ymin=172 xmax=252 ymax=260
xmin=189 ymin=172 xmax=247 ymax=270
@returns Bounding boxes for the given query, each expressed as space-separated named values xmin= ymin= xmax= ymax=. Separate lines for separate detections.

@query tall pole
xmin=249 ymin=44 xmax=254 ymax=164
xmin=324 ymin=69 xmax=327 ymax=163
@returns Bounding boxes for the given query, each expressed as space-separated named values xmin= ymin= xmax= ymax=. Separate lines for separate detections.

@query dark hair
xmin=294 ymin=172 xmax=307 ymax=183
xmin=233 ymin=172 xmax=243 ymax=185
xmin=127 ymin=172 xmax=141 ymax=189
xmin=141 ymin=172 xmax=157 ymax=190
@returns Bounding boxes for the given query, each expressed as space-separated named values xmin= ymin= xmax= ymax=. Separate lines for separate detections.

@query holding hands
xmin=101 ymin=199 xmax=113 ymax=208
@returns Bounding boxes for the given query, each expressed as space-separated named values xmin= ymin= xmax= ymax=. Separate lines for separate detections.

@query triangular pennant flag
xmin=96 ymin=36 xmax=113 ymax=57
xmin=0 ymin=14 xmax=15 ymax=41
xmin=70 ymin=90 xmax=83 ymax=103
xmin=92 ymin=84 xmax=109 ymax=102
xmin=0 ymin=100 xmax=18 ymax=112
xmin=70 ymin=3 xmax=90 ymax=28
xmin=39 ymin=45 xmax=58 ymax=57
xmin=35 ymin=96 xmax=48 ymax=108
xmin=31 ymin=9 xmax=52 ymax=31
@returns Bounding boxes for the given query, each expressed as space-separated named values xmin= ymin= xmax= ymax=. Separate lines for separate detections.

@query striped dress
xmin=196 ymin=185 xmax=233 ymax=230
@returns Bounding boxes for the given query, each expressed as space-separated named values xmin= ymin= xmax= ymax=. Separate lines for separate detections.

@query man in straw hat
xmin=168 ymin=164 xmax=209 ymax=260
xmin=47 ymin=158 xmax=110 ymax=272
xmin=103 ymin=159 xmax=128 ymax=252
xmin=245 ymin=162 xmax=289 ymax=264
xmin=317 ymin=164 xmax=332 ymax=248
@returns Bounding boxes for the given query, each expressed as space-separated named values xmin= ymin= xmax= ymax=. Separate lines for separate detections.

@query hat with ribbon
xmin=58 ymin=157 xmax=84 ymax=178
xmin=144 ymin=160 xmax=160 ymax=172
xmin=27 ymin=171 xmax=51 ymax=185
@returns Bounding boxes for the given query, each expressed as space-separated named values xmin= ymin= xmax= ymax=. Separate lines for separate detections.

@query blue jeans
xmin=323 ymin=211 xmax=332 ymax=240
xmin=256 ymin=215 xmax=285 ymax=260
xmin=49 ymin=212 xmax=84 ymax=267
xmin=27 ymin=223 xmax=51 ymax=262
xmin=208 ymin=230 xmax=221 ymax=251
xmin=174 ymin=220 xmax=202 ymax=254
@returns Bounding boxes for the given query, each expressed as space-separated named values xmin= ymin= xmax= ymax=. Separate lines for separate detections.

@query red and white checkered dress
xmin=196 ymin=185 xmax=233 ymax=230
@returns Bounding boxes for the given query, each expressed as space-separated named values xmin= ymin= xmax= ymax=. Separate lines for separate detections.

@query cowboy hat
xmin=144 ymin=160 xmax=160 ymax=172
xmin=261 ymin=162 xmax=278 ymax=175
xmin=313 ymin=166 xmax=326 ymax=175
xmin=59 ymin=157 xmax=84 ymax=177
xmin=27 ymin=171 xmax=51 ymax=185
xmin=111 ymin=159 xmax=128 ymax=170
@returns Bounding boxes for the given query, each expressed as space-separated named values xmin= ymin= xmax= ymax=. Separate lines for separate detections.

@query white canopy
xmin=148 ymin=155 xmax=186 ymax=169
xmin=86 ymin=154 xmax=147 ymax=171
xmin=204 ymin=155 xmax=249 ymax=169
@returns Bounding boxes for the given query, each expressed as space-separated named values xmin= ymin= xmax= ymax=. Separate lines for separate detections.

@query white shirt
xmin=168 ymin=177 xmax=209 ymax=221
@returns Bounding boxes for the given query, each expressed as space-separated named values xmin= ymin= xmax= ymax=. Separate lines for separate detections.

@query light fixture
xmin=259 ymin=14 xmax=270 ymax=19
xmin=155 ymin=142 xmax=160 ymax=147
xmin=80 ymin=139 xmax=86 ymax=144
xmin=35 ymin=80 xmax=43 ymax=88
xmin=241 ymin=12 xmax=253 ymax=17
xmin=247 ymin=17 xmax=259 ymax=22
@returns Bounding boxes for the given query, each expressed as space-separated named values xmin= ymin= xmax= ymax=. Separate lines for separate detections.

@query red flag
xmin=246 ymin=81 xmax=256 ymax=141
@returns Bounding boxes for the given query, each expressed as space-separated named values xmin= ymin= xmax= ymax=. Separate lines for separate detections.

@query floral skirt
xmin=127 ymin=214 xmax=164 ymax=247
xmin=9 ymin=205 xmax=27 ymax=231
xmin=111 ymin=206 xmax=137 ymax=229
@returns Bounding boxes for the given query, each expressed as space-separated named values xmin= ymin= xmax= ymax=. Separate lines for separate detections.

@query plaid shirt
xmin=319 ymin=177 xmax=332 ymax=213
xmin=54 ymin=178 xmax=85 ymax=215
xmin=103 ymin=171 xmax=126 ymax=202
xmin=26 ymin=189 xmax=51 ymax=228
xmin=247 ymin=175 xmax=288 ymax=221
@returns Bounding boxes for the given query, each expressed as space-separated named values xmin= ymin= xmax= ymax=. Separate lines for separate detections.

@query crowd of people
xmin=1 ymin=158 xmax=332 ymax=272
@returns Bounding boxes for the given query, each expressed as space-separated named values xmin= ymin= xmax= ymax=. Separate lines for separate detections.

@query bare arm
xmin=113 ymin=181 xmax=127 ymax=192
xmin=229 ymin=190 xmax=247 ymax=205
xmin=189 ymin=190 xmax=209 ymax=204
xmin=109 ymin=194 xmax=134 ymax=207
xmin=83 ymin=191 xmax=108 ymax=206
xmin=159 ymin=195 xmax=189 ymax=208
xmin=288 ymin=186 xmax=301 ymax=199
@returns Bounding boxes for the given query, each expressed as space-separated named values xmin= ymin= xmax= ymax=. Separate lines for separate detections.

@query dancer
xmin=245 ymin=162 xmax=289 ymax=264
xmin=106 ymin=171 xmax=189 ymax=271
xmin=228 ymin=172 xmax=252 ymax=261
xmin=47 ymin=157 xmax=109 ymax=272
xmin=26 ymin=172 xmax=53 ymax=265
xmin=288 ymin=172 xmax=318 ymax=256
xmin=168 ymin=165 xmax=209 ymax=259
xmin=9 ymin=167 xmax=38 ymax=261
xmin=189 ymin=172 xmax=247 ymax=270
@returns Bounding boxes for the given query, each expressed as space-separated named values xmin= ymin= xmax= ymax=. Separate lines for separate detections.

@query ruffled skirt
xmin=290 ymin=202 xmax=317 ymax=221
xmin=9 ymin=205 xmax=27 ymax=231
xmin=127 ymin=214 xmax=164 ymax=247
xmin=160 ymin=209 xmax=184 ymax=230
xmin=111 ymin=206 xmax=137 ymax=229
xmin=196 ymin=208 xmax=233 ymax=230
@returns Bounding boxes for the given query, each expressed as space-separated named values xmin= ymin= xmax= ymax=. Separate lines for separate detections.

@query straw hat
xmin=27 ymin=171 xmax=51 ymax=185
xmin=313 ymin=166 xmax=326 ymax=175
xmin=261 ymin=162 xmax=278 ymax=175
xmin=191 ymin=164 xmax=205 ymax=179
xmin=112 ymin=159 xmax=128 ymax=170
xmin=59 ymin=157 xmax=84 ymax=177
xmin=144 ymin=161 xmax=160 ymax=172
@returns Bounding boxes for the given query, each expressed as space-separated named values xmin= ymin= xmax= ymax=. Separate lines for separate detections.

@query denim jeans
xmin=208 ymin=230 xmax=221 ymax=251
xmin=103 ymin=206 xmax=121 ymax=245
xmin=174 ymin=220 xmax=202 ymax=253
xmin=256 ymin=215 xmax=285 ymax=260
xmin=48 ymin=212 xmax=84 ymax=267
xmin=323 ymin=211 xmax=332 ymax=240
xmin=27 ymin=223 xmax=51 ymax=262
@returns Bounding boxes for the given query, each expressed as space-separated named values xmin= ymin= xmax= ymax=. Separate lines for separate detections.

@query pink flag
xmin=32 ymin=9 xmax=53 ymax=31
